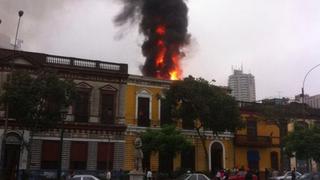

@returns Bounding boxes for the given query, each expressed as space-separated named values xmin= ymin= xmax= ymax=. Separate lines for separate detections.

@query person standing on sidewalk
xmin=147 ymin=169 xmax=152 ymax=180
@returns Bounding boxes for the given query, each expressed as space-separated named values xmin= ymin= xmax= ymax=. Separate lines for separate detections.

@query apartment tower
xmin=228 ymin=69 xmax=256 ymax=102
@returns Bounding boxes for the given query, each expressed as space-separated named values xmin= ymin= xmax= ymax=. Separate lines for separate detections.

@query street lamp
xmin=14 ymin=10 xmax=24 ymax=51
xmin=301 ymin=63 xmax=320 ymax=105
xmin=0 ymin=10 xmax=24 ymax=177
xmin=57 ymin=107 xmax=68 ymax=180
xmin=300 ymin=63 xmax=320 ymax=172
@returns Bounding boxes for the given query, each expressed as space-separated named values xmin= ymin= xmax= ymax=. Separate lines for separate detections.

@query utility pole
xmin=57 ymin=108 xmax=67 ymax=180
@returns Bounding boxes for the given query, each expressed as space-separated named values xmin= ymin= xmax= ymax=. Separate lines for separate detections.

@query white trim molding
xmin=135 ymin=89 xmax=152 ymax=120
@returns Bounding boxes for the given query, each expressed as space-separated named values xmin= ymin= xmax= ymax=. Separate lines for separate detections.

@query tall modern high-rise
xmin=228 ymin=69 xmax=256 ymax=102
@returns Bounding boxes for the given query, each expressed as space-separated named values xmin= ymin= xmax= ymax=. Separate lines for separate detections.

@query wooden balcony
xmin=235 ymin=135 xmax=272 ymax=147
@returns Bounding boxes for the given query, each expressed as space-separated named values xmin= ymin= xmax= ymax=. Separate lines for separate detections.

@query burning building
xmin=115 ymin=0 xmax=190 ymax=80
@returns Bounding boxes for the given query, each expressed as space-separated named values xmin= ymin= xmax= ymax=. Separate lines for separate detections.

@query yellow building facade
xmin=234 ymin=112 xmax=281 ymax=174
xmin=124 ymin=75 xmax=235 ymax=173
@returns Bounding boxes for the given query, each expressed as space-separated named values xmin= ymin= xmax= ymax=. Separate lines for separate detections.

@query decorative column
xmin=117 ymin=83 xmax=127 ymax=124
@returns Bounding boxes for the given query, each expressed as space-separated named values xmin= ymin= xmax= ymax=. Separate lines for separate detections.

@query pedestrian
xmin=265 ymin=168 xmax=269 ymax=180
xmin=119 ymin=169 xmax=124 ymax=180
xmin=245 ymin=169 xmax=253 ymax=180
xmin=106 ymin=169 xmax=112 ymax=180
xmin=147 ymin=169 xmax=152 ymax=180
xmin=291 ymin=168 xmax=296 ymax=180
xmin=224 ymin=170 xmax=229 ymax=180
xmin=216 ymin=170 xmax=221 ymax=180
xmin=66 ymin=170 xmax=75 ymax=180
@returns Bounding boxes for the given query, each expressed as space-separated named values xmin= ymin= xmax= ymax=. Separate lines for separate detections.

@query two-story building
xmin=235 ymin=102 xmax=281 ymax=178
xmin=124 ymin=75 xmax=235 ymax=174
xmin=0 ymin=48 xmax=128 ymax=178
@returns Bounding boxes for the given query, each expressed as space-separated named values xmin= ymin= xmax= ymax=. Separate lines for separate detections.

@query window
xmin=188 ymin=175 xmax=197 ymax=180
xmin=198 ymin=174 xmax=209 ymax=180
xmin=181 ymin=146 xmax=195 ymax=171
xmin=137 ymin=97 xmax=150 ymax=127
xmin=84 ymin=177 xmax=95 ymax=180
xmin=74 ymin=90 xmax=90 ymax=122
xmin=41 ymin=141 xmax=59 ymax=169
xmin=182 ymin=104 xmax=195 ymax=129
xmin=100 ymin=91 xmax=116 ymax=124
xmin=247 ymin=120 xmax=257 ymax=139
xmin=159 ymin=151 xmax=173 ymax=173
xmin=70 ymin=142 xmax=88 ymax=170
xmin=97 ymin=142 xmax=114 ymax=170
xmin=160 ymin=99 xmax=172 ymax=126
xmin=143 ymin=152 xmax=150 ymax=172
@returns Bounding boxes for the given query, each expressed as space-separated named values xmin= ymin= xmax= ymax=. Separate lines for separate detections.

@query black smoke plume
xmin=115 ymin=0 xmax=190 ymax=79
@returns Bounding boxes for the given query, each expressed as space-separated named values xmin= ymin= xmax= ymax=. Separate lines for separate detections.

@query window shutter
xmin=42 ymin=141 xmax=59 ymax=161
xmin=70 ymin=142 xmax=88 ymax=161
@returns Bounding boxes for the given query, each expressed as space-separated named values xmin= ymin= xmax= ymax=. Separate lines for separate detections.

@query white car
xmin=271 ymin=171 xmax=302 ymax=180
xmin=71 ymin=175 xmax=100 ymax=180
xmin=176 ymin=173 xmax=211 ymax=180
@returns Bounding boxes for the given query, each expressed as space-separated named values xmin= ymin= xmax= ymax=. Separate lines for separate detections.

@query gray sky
xmin=0 ymin=0 xmax=320 ymax=100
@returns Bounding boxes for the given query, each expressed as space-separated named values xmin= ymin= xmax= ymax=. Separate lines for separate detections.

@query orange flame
xmin=156 ymin=25 xmax=166 ymax=35
xmin=169 ymin=71 xmax=179 ymax=80
xmin=154 ymin=25 xmax=182 ymax=80
xmin=169 ymin=53 xmax=182 ymax=80
xmin=156 ymin=40 xmax=166 ymax=67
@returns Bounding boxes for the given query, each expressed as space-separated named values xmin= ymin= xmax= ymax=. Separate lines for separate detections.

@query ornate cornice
xmin=0 ymin=48 xmax=129 ymax=83
xmin=128 ymin=75 xmax=171 ymax=88
xmin=125 ymin=125 xmax=234 ymax=140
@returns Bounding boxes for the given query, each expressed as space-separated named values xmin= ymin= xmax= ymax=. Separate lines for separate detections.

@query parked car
xmin=229 ymin=171 xmax=258 ymax=180
xmin=270 ymin=171 xmax=302 ymax=180
xmin=71 ymin=175 xmax=100 ymax=180
xmin=298 ymin=172 xmax=320 ymax=180
xmin=175 ymin=173 xmax=211 ymax=180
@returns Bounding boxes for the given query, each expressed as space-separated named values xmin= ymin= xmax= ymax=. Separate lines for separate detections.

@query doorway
xmin=3 ymin=132 xmax=21 ymax=180
xmin=211 ymin=142 xmax=223 ymax=172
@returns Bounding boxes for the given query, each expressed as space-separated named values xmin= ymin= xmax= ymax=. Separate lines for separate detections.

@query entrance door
xmin=211 ymin=142 xmax=223 ymax=172
xmin=247 ymin=150 xmax=260 ymax=172
xmin=3 ymin=144 xmax=20 ymax=180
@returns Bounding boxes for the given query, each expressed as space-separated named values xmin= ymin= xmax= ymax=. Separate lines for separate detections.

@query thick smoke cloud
xmin=115 ymin=0 xmax=190 ymax=79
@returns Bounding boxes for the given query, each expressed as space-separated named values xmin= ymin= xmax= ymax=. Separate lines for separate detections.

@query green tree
xmin=256 ymin=102 xmax=307 ymax=170
xmin=1 ymin=70 xmax=75 ymax=168
xmin=285 ymin=124 xmax=320 ymax=165
xmin=163 ymin=76 xmax=242 ymax=171
xmin=141 ymin=125 xmax=192 ymax=173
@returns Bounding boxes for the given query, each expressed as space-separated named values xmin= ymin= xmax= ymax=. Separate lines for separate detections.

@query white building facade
xmin=228 ymin=69 xmax=256 ymax=102
xmin=295 ymin=94 xmax=320 ymax=109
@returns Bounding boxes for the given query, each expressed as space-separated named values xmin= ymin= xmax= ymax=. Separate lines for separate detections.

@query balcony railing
xmin=234 ymin=135 xmax=272 ymax=147
xmin=45 ymin=55 xmax=127 ymax=74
